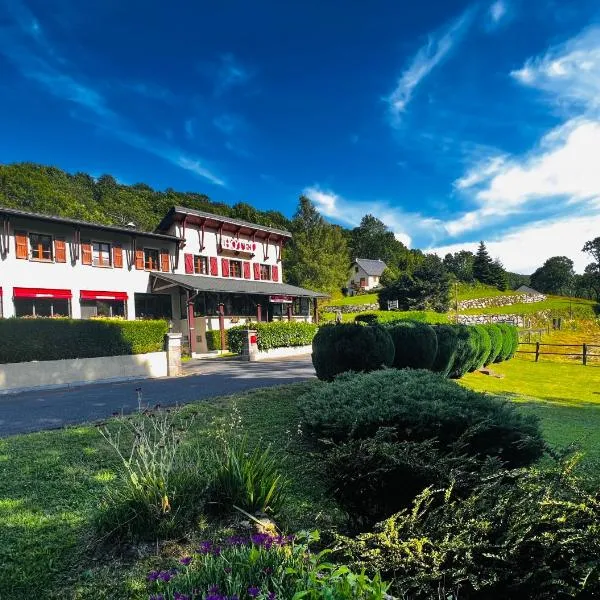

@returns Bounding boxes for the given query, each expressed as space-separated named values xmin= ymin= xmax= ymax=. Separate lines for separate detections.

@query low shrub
xmin=339 ymin=457 xmax=600 ymax=599
xmin=471 ymin=325 xmax=492 ymax=371
xmin=0 ymin=318 xmax=168 ymax=363
xmin=484 ymin=324 xmax=503 ymax=365
xmin=311 ymin=323 xmax=395 ymax=381
xmin=205 ymin=329 xmax=227 ymax=351
xmin=448 ymin=324 xmax=479 ymax=378
xmin=299 ymin=369 xmax=545 ymax=467
xmin=227 ymin=321 xmax=318 ymax=354
xmin=431 ymin=324 xmax=458 ymax=377
xmin=146 ymin=531 xmax=390 ymax=600
xmin=353 ymin=310 xmax=449 ymax=325
xmin=385 ymin=320 xmax=438 ymax=370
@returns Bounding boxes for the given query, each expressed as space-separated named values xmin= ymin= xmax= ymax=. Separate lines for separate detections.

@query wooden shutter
xmin=272 ymin=265 xmax=279 ymax=282
xmin=221 ymin=258 xmax=230 ymax=277
xmin=209 ymin=256 xmax=218 ymax=276
xmin=54 ymin=239 xmax=67 ymax=263
xmin=81 ymin=242 xmax=92 ymax=265
xmin=243 ymin=261 xmax=251 ymax=279
xmin=184 ymin=253 xmax=194 ymax=274
xmin=253 ymin=262 xmax=261 ymax=280
xmin=135 ymin=248 xmax=144 ymax=270
xmin=113 ymin=245 xmax=123 ymax=268
xmin=160 ymin=249 xmax=170 ymax=272
xmin=15 ymin=232 xmax=28 ymax=259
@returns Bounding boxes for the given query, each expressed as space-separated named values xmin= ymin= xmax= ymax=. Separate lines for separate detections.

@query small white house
xmin=347 ymin=258 xmax=387 ymax=294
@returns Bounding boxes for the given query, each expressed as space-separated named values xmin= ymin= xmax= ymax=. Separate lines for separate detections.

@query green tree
xmin=530 ymin=256 xmax=575 ymax=295
xmin=472 ymin=241 xmax=494 ymax=285
xmin=350 ymin=214 xmax=409 ymax=266
xmin=582 ymin=237 xmax=600 ymax=264
xmin=490 ymin=258 xmax=509 ymax=291
xmin=284 ymin=196 xmax=350 ymax=294
xmin=443 ymin=250 xmax=475 ymax=282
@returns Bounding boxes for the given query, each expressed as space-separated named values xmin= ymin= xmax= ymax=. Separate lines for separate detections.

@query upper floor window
xmin=229 ymin=260 xmax=242 ymax=278
xmin=93 ymin=242 xmax=111 ymax=267
xmin=30 ymin=233 xmax=53 ymax=261
xmin=144 ymin=248 xmax=160 ymax=271
xmin=260 ymin=264 xmax=271 ymax=280
xmin=194 ymin=255 xmax=208 ymax=275
xmin=355 ymin=266 xmax=359 ymax=273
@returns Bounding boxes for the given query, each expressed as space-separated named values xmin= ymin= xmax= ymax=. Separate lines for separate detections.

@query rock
xmin=479 ymin=368 xmax=505 ymax=378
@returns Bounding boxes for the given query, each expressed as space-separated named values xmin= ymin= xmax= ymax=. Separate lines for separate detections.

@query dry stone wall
xmin=322 ymin=303 xmax=379 ymax=314
xmin=457 ymin=293 xmax=546 ymax=311
xmin=456 ymin=314 xmax=525 ymax=327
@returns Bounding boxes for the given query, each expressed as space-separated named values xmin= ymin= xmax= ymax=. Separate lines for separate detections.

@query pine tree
xmin=473 ymin=241 xmax=494 ymax=285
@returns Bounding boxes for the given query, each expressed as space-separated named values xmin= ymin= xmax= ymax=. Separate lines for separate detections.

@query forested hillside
xmin=0 ymin=163 xmax=291 ymax=232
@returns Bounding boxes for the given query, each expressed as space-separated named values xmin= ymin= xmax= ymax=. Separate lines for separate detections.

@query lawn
xmin=323 ymin=292 xmax=379 ymax=306
xmin=455 ymin=282 xmax=508 ymax=301
xmin=461 ymin=358 xmax=600 ymax=475
xmin=320 ymin=309 xmax=449 ymax=324
xmin=0 ymin=382 xmax=339 ymax=599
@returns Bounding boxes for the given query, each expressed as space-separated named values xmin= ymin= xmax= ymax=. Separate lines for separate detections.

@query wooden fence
xmin=517 ymin=342 xmax=600 ymax=365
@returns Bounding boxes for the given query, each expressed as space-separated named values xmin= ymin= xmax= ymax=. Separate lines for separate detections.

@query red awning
xmin=13 ymin=287 xmax=72 ymax=299
xmin=80 ymin=290 xmax=128 ymax=301
xmin=0 ymin=287 xmax=2 ymax=296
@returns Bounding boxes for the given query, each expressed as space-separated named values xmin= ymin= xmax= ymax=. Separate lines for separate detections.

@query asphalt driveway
xmin=0 ymin=356 xmax=316 ymax=437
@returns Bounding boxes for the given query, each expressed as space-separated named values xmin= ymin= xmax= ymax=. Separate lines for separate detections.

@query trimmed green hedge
xmin=496 ymin=323 xmax=514 ymax=362
xmin=0 ymin=318 xmax=168 ymax=364
xmin=385 ymin=320 xmax=438 ymax=370
xmin=485 ymin=324 xmax=503 ymax=365
xmin=431 ymin=325 xmax=458 ymax=377
xmin=312 ymin=323 xmax=395 ymax=381
xmin=227 ymin=321 xmax=318 ymax=354
xmin=354 ymin=310 xmax=449 ymax=325
xmin=471 ymin=325 xmax=492 ymax=371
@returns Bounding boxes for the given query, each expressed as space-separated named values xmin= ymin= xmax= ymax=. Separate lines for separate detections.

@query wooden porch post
xmin=218 ymin=303 xmax=226 ymax=351
xmin=187 ymin=292 xmax=197 ymax=355
xmin=257 ymin=303 xmax=262 ymax=323
xmin=287 ymin=303 xmax=292 ymax=322
xmin=313 ymin=298 xmax=319 ymax=324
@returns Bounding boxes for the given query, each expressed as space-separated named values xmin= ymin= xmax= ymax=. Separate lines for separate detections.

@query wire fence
xmin=517 ymin=342 xmax=600 ymax=365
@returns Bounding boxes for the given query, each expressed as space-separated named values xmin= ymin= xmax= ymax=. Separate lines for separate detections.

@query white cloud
xmin=489 ymin=1 xmax=507 ymax=24
xmin=215 ymin=53 xmax=252 ymax=96
xmin=303 ymin=185 xmax=446 ymax=248
xmin=431 ymin=213 xmax=600 ymax=273
xmin=386 ymin=8 xmax=474 ymax=122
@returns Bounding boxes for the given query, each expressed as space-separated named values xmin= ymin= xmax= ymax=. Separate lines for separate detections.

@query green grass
xmin=461 ymin=358 xmax=600 ymax=476
xmin=455 ymin=282 xmax=509 ymax=301
xmin=323 ymin=292 xmax=379 ymax=306
xmin=0 ymin=382 xmax=340 ymax=599
xmin=320 ymin=309 xmax=449 ymax=324
xmin=458 ymin=294 xmax=597 ymax=316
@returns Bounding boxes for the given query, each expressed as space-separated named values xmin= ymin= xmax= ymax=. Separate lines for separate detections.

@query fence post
xmin=535 ymin=342 xmax=540 ymax=362
xmin=583 ymin=343 xmax=587 ymax=366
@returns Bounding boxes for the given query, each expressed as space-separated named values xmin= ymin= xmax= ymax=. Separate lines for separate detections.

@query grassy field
xmin=322 ymin=292 xmax=379 ymax=306
xmin=320 ymin=309 xmax=449 ymax=324
xmin=455 ymin=282 xmax=508 ymax=301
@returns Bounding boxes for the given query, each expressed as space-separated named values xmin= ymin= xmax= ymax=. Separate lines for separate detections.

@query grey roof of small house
xmin=151 ymin=272 xmax=328 ymax=298
xmin=516 ymin=285 xmax=540 ymax=295
xmin=353 ymin=258 xmax=387 ymax=276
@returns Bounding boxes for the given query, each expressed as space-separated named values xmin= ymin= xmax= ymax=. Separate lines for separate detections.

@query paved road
xmin=0 ymin=356 xmax=315 ymax=437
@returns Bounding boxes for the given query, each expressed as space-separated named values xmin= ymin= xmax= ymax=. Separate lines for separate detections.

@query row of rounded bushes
xmin=312 ymin=320 xmax=519 ymax=381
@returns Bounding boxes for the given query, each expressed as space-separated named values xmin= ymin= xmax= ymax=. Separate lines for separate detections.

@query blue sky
xmin=1 ymin=0 xmax=599 ymax=273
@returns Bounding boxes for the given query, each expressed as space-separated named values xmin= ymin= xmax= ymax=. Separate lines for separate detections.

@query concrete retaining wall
xmin=0 ymin=352 xmax=168 ymax=394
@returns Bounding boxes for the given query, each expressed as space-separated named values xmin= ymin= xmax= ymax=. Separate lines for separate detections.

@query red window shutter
xmin=15 ymin=232 xmax=28 ymax=259
xmin=160 ymin=249 xmax=170 ymax=272
xmin=113 ymin=245 xmax=123 ymax=268
xmin=81 ymin=242 xmax=92 ymax=265
xmin=253 ymin=262 xmax=261 ymax=280
xmin=54 ymin=239 xmax=67 ymax=263
xmin=243 ymin=261 xmax=251 ymax=279
xmin=221 ymin=258 xmax=230 ymax=277
xmin=210 ymin=256 xmax=218 ymax=276
xmin=184 ymin=253 xmax=194 ymax=274
xmin=135 ymin=249 xmax=144 ymax=270
xmin=272 ymin=265 xmax=279 ymax=282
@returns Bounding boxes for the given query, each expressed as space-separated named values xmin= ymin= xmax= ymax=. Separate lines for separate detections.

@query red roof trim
xmin=80 ymin=290 xmax=128 ymax=301
xmin=13 ymin=287 xmax=72 ymax=299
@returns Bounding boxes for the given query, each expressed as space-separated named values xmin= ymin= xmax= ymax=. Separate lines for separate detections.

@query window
xmin=293 ymin=297 xmax=310 ymax=316
xmin=81 ymin=300 xmax=126 ymax=319
xmin=260 ymin=264 xmax=271 ymax=281
xmin=194 ymin=255 xmax=208 ymax=274
xmin=14 ymin=298 xmax=70 ymax=317
xmin=355 ymin=266 xmax=359 ymax=273
xmin=92 ymin=242 xmax=112 ymax=267
xmin=229 ymin=260 xmax=242 ymax=278
xmin=144 ymin=248 xmax=160 ymax=271
xmin=134 ymin=293 xmax=172 ymax=319
xmin=29 ymin=233 xmax=53 ymax=261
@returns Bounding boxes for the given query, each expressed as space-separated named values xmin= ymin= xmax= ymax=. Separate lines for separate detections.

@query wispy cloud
xmin=489 ymin=1 xmax=507 ymax=25
xmin=386 ymin=7 xmax=475 ymax=124
xmin=123 ymin=82 xmax=177 ymax=104
xmin=215 ymin=53 xmax=253 ymax=96
xmin=184 ymin=118 xmax=195 ymax=140
xmin=213 ymin=113 xmax=242 ymax=135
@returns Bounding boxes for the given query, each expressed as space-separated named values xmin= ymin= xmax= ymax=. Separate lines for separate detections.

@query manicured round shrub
xmin=448 ymin=325 xmax=479 ymax=378
xmin=299 ymin=368 xmax=545 ymax=467
xmin=354 ymin=313 xmax=379 ymax=324
xmin=507 ymin=324 xmax=520 ymax=359
xmin=496 ymin=323 xmax=513 ymax=362
xmin=470 ymin=325 xmax=492 ymax=371
xmin=385 ymin=320 xmax=438 ymax=370
xmin=431 ymin=324 xmax=458 ymax=377
xmin=311 ymin=323 xmax=395 ymax=381
xmin=485 ymin=324 xmax=503 ymax=365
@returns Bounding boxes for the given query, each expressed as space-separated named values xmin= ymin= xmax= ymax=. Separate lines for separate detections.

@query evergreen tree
xmin=473 ymin=241 xmax=494 ymax=285
xmin=530 ymin=256 xmax=575 ymax=295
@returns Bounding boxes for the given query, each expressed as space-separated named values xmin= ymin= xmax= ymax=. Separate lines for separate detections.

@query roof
xmin=516 ymin=285 xmax=541 ymax=295
xmin=0 ymin=206 xmax=181 ymax=242
xmin=151 ymin=273 xmax=328 ymax=298
xmin=353 ymin=258 xmax=387 ymax=276
xmin=156 ymin=206 xmax=292 ymax=240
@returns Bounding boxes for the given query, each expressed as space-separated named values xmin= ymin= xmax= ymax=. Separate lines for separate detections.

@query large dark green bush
xmin=431 ymin=324 xmax=458 ymax=377
xmin=485 ymin=324 xmax=503 ymax=365
xmin=311 ymin=323 xmax=395 ymax=381
xmin=448 ymin=325 xmax=479 ymax=378
xmin=299 ymin=369 xmax=545 ymax=467
xmin=227 ymin=321 xmax=318 ymax=354
xmin=471 ymin=325 xmax=492 ymax=371
xmin=205 ymin=329 xmax=227 ymax=351
xmin=340 ymin=457 xmax=600 ymax=599
xmin=0 ymin=318 xmax=168 ymax=363
xmin=496 ymin=323 xmax=514 ymax=362
xmin=385 ymin=320 xmax=438 ymax=370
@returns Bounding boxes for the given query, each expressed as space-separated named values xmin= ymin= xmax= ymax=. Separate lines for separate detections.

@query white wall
xmin=348 ymin=265 xmax=380 ymax=292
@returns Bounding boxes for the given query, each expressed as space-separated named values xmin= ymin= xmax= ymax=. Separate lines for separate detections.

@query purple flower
xmin=248 ymin=586 xmax=260 ymax=598
xmin=226 ymin=535 xmax=246 ymax=546
xmin=173 ymin=593 xmax=190 ymax=600
xmin=158 ymin=571 xmax=172 ymax=583
xmin=208 ymin=585 xmax=220 ymax=594
xmin=147 ymin=570 xmax=160 ymax=582
xmin=267 ymin=593 xmax=276 ymax=600
xmin=149 ymin=595 xmax=165 ymax=600
xmin=250 ymin=533 xmax=274 ymax=549
xmin=211 ymin=545 xmax=222 ymax=557
xmin=197 ymin=541 xmax=213 ymax=554
xmin=263 ymin=567 xmax=273 ymax=575
xmin=179 ymin=556 xmax=192 ymax=566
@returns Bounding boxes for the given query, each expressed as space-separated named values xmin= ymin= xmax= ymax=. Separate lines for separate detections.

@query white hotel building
xmin=0 ymin=205 xmax=325 ymax=354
